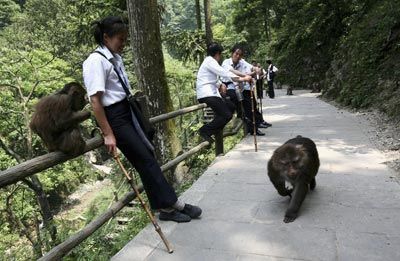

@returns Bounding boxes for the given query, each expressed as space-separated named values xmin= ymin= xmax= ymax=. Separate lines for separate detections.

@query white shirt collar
xmin=96 ymin=45 xmax=124 ymax=64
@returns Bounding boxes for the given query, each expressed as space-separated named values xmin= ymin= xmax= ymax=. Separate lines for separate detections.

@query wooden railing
xmin=0 ymin=101 xmax=243 ymax=261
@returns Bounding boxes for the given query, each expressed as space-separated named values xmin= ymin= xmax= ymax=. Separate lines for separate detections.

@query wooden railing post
xmin=215 ymin=130 xmax=224 ymax=156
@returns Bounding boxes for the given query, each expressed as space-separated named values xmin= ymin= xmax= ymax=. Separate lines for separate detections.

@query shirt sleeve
xmin=82 ymin=55 xmax=108 ymax=97
xmin=222 ymin=59 xmax=233 ymax=71
xmin=205 ymin=58 xmax=237 ymax=79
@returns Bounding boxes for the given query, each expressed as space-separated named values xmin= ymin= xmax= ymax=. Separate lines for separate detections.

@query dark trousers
xmin=268 ymin=81 xmax=275 ymax=98
xmin=242 ymin=90 xmax=264 ymax=131
xmin=198 ymin=96 xmax=234 ymax=136
xmin=104 ymin=99 xmax=177 ymax=210
xmin=256 ymin=79 xmax=264 ymax=99
xmin=226 ymin=89 xmax=243 ymax=118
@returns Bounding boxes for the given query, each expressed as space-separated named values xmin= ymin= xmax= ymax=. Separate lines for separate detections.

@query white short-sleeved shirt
xmin=226 ymin=58 xmax=253 ymax=91
xmin=196 ymin=56 xmax=237 ymax=99
xmin=82 ymin=46 xmax=130 ymax=107
xmin=267 ymin=65 xmax=279 ymax=82
xmin=221 ymin=58 xmax=253 ymax=90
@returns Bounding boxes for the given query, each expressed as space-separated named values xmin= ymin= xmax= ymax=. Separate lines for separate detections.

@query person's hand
xmin=103 ymin=133 xmax=117 ymax=155
xmin=243 ymin=75 xmax=252 ymax=83
xmin=219 ymin=83 xmax=227 ymax=95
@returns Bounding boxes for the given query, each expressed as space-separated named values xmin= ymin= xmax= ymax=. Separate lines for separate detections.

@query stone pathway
xmin=112 ymin=89 xmax=400 ymax=261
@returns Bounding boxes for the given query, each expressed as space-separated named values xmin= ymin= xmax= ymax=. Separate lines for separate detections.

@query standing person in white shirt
xmin=266 ymin=59 xmax=279 ymax=99
xmin=83 ymin=16 xmax=201 ymax=223
xmin=221 ymin=45 xmax=271 ymax=136
xmin=196 ymin=42 xmax=252 ymax=143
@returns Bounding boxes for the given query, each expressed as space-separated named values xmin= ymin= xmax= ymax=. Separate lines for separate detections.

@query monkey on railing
xmin=30 ymin=82 xmax=91 ymax=156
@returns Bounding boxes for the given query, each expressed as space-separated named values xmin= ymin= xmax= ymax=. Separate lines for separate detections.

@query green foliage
xmin=160 ymin=0 xmax=197 ymax=30
xmin=323 ymin=1 xmax=400 ymax=115
xmin=162 ymin=27 xmax=206 ymax=63
xmin=0 ymin=0 xmax=20 ymax=28
xmin=266 ymin=0 xmax=355 ymax=88
xmin=0 ymin=47 xmax=74 ymax=160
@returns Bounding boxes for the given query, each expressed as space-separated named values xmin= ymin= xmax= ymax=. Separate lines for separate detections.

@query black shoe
xmin=159 ymin=210 xmax=191 ymax=223
xmin=258 ymin=123 xmax=270 ymax=128
xmin=199 ymin=130 xmax=214 ymax=143
xmin=180 ymin=204 xmax=202 ymax=219
xmin=249 ymin=130 xmax=265 ymax=136
xmin=261 ymin=121 xmax=272 ymax=127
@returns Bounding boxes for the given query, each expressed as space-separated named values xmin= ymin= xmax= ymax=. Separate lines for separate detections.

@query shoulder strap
xmin=94 ymin=51 xmax=132 ymax=98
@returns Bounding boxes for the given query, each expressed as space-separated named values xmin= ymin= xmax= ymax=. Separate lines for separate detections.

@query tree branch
xmin=0 ymin=135 xmax=23 ymax=163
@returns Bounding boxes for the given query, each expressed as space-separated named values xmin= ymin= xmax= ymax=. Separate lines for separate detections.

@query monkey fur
xmin=30 ymin=82 xmax=90 ymax=156
xmin=267 ymin=135 xmax=320 ymax=223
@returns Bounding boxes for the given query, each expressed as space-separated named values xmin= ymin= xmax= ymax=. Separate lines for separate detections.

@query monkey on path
xmin=267 ymin=135 xmax=320 ymax=223
xmin=30 ymin=82 xmax=90 ymax=156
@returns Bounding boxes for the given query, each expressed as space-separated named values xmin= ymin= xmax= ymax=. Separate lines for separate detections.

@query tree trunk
xmin=126 ymin=0 xmax=185 ymax=184
xmin=195 ymin=0 xmax=202 ymax=30
xmin=195 ymin=0 xmax=204 ymax=65
xmin=263 ymin=0 xmax=270 ymax=41
xmin=203 ymin=0 xmax=213 ymax=45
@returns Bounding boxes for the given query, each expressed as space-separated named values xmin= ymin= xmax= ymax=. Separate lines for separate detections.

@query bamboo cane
xmin=258 ymin=80 xmax=263 ymax=114
xmin=256 ymin=74 xmax=262 ymax=112
xmin=250 ymin=83 xmax=258 ymax=152
xmin=113 ymin=154 xmax=174 ymax=253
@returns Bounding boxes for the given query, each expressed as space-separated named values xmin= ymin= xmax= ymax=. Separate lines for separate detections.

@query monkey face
xmin=69 ymin=86 xmax=87 ymax=111
xmin=273 ymin=144 xmax=308 ymax=180
xmin=71 ymin=90 xmax=87 ymax=111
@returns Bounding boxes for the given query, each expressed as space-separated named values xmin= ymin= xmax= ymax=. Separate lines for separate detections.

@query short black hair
xmin=207 ymin=42 xmax=223 ymax=56
xmin=231 ymin=43 xmax=245 ymax=54
xmin=92 ymin=16 xmax=128 ymax=46
xmin=266 ymin=59 xmax=272 ymax=64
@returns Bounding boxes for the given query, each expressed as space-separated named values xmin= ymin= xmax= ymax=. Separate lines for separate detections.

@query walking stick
xmin=250 ymin=83 xmax=258 ymax=152
xmin=113 ymin=153 xmax=174 ymax=254
xmin=256 ymin=74 xmax=263 ymax=115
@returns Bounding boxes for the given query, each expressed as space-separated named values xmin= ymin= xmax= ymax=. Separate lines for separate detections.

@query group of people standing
xmin=196 ymin=43 xmax=278 ymax=143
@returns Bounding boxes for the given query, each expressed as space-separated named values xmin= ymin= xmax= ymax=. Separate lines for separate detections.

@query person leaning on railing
xmin=196 ymin=42 xmax=252 ymax=143
xmin=82 ymin=16 xmax=201 ymax=223
xmin=220 ymin=44 xmax=271 ymax=137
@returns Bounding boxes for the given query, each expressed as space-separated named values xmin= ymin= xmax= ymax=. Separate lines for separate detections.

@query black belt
xmin=104 ymin=98 xmax=128 ymax=110
xmin=222 ymin=82 xmax=233 ymax=85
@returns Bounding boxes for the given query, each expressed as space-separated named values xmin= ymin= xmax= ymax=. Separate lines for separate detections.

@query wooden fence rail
xmin=0 ymin=104 xmax=207 ymax=188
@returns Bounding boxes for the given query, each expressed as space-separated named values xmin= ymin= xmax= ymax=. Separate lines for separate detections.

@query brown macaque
xmin=30 ymin=82 xmax=90 ymax=156
xmin=267 ymin=135 xmax=320 ymax=223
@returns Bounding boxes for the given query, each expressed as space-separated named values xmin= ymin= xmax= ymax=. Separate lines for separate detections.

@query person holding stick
xmin=196 ymin=42 xmax=252 ymax=143
xmin=83 ymin=16 xmax=201 ymax=223
xmin=222 ymin=45 xmax=270 ymax=136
